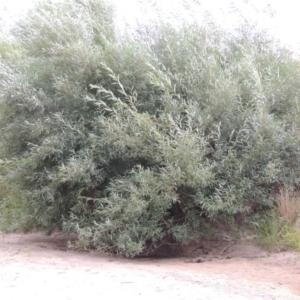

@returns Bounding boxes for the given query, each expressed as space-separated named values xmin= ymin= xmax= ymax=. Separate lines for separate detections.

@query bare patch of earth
xmin=0 ymin=232 xmax=299 ymax=299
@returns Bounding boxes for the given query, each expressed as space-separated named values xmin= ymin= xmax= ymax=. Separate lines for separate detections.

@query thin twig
xmin=220 ymin=241 xmax=235 ymax=255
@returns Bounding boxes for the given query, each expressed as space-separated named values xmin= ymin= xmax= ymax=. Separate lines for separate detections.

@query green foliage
xmin=0 ymin=159 xmax=34 ymax=232
xmin=258 ymin=187 xmax=300 ymax=251
xmin=2 ymin=0 xmax=300 ymax=256
xmin=258 ymin=211 xmax=300 ymax=251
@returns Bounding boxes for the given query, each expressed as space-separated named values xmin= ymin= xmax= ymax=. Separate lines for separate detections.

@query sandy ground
xmin=0 ymin=233 xmax=299 ymax=300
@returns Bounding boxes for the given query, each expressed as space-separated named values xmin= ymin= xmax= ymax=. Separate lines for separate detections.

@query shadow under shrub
xmin=2 ymin=0 xmax=300 ymax=256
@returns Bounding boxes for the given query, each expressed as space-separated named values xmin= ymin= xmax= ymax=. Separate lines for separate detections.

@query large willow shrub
xmin=1 ymin=0 xmax=300 ymax=256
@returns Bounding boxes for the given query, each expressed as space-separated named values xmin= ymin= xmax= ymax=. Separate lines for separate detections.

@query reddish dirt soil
xmin=0 ymin=232 xmax=299 ymax=299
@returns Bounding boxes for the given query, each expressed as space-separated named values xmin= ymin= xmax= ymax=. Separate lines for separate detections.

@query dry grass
xmin=258 ymin=187 xmax=300 ymax=251
xmin=276 ymin=187 xmax=300 ymax=224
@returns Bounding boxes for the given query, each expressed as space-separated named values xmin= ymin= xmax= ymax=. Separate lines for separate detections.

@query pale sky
xmin=1 ymin=0 xmax=300 ymax=53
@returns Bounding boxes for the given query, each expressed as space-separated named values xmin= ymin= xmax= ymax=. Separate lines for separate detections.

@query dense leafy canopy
xmin=1 ymin=0 xmax=300 ymax=256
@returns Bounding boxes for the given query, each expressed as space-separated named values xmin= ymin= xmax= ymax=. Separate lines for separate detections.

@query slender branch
xmin=220 ymin=241 xmax=235 ymax=255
